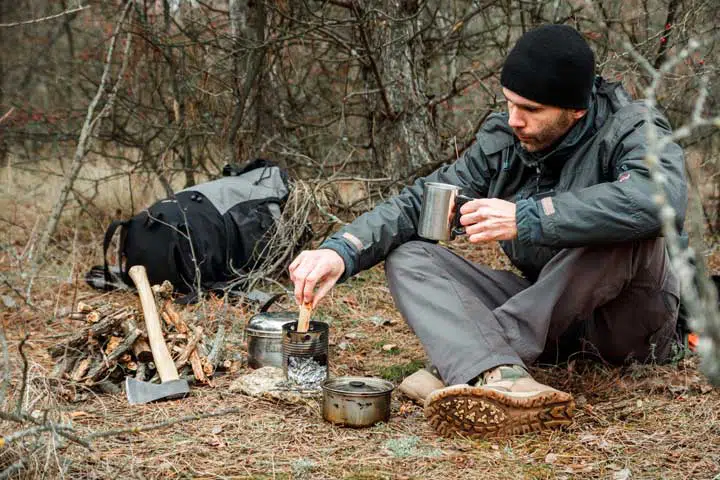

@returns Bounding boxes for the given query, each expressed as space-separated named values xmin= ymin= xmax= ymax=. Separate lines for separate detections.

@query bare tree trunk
xmin=225 ymin=0 xmax=267 ymax=166
xmin=364 ymin=1 xmax=439 ymax=181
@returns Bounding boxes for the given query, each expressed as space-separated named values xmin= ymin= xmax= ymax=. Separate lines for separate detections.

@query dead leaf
xmin=211 ymin=425 xmax=223 ymax=435
xmin=70 ymin=411 xmax=89 ymax=418
xmin=382 ymin=344 xmax=398 ymax=352
xmin=345 ymin=332 xmax=366 ymax=340
xmin=398 ymin=402 xmax=414 ymax=415
xmin=613 ymin=468 xmax=631 ymax=480
xmin=545 ymin=453 xmax=558 ymax=464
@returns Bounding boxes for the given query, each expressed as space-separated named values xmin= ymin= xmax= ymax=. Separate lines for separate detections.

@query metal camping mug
xmin=417 ymin=182 xmax=473 ymax=241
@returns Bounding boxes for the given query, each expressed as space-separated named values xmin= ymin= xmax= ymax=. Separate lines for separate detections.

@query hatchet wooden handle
xmin=128 ymin=265 xmax=179 ymax=383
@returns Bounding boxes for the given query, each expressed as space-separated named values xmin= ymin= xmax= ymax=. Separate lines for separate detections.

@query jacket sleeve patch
xmin=618 ymin=172 xmax=631 ymax=183
xmin=342 ymin=232 xmax=364 ymax=251
xmin=540 ymin=197 xmax=555 ymax=216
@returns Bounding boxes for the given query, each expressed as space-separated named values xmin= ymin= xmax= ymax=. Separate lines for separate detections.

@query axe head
xmin=125 ymin=377 xmax=190 ymax=405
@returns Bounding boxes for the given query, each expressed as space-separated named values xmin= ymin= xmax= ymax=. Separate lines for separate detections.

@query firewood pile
xmin=49 ymin=284 xmax=226 ymax=390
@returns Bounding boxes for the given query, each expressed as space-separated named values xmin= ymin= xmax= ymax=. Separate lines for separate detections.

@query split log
xmin=77 ymin=301 xmax=94 ymax=313
xmin=83 ymin=303 xmax=116 ymax=323
xmin=70 ymin=358 xmax=91 ymax=382
xmin=189 ymin=349 xmax=209 ymax=385
xmin=104 ymin=336 xmax=123 ymax=355
xmin=161 ymin=302 xmax=185 ymax=333
xmin=121 ymin=318 xmax=152 ymax=362
xmin=132 ymin=338 xmax=153 ymax=362
xmin=201 ymin=355 xmax=213 ymax=377
xmin=207 ymin=324 xmax=226 ymax=371
xmin=174 ymin=326 xmax=203 ymax=370
xmin=49 ymin=307 xmax=134 ymax=358
xmin=85 ymin=326 xmax=141 ymax=383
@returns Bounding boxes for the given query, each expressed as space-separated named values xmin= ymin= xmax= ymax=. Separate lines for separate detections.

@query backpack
xmin=87 ymin=159 xmax=291 ymax=300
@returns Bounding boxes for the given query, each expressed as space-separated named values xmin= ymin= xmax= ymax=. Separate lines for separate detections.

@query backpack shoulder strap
xmin=102 ymin=219 xmax=128 ymax=285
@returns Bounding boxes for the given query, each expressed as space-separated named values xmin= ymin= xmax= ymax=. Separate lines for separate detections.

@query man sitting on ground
xmin=289 ymin=24 xmax=687 ymax=438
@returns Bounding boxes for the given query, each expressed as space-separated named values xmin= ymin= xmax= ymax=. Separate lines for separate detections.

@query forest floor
xmin=1 ymin=204 xmax=719 ymax=479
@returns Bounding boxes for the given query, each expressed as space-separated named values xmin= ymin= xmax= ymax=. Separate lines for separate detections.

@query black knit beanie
xmin=500 ymin=24 xmax=595 ymax=109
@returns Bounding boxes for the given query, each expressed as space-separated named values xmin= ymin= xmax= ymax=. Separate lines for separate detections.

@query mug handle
xmin=451 ymin=194 xmax=474 ymax=239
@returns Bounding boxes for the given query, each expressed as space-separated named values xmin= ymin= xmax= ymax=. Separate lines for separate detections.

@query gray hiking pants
xmin=385 ymin=239 xmax=681 ymax=386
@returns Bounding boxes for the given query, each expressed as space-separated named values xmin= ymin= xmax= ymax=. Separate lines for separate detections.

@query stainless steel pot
xmin=244 ymin=311 xmax=296 ymax=369
xmin=322 ymin=376 xmax=394 ymax=428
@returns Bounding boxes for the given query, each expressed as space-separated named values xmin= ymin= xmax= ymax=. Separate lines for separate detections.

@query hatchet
xmin=125 ymin=265 xmax=189 ymax=404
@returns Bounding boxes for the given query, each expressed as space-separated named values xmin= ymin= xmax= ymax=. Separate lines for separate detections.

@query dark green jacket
xmin=322 ymin=77 xmax=687 ymax=282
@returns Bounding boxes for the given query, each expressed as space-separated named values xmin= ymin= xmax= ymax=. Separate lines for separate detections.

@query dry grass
xmin=2 ymin=244 xmax=719 ymax=479
xmin=1 ymin=168 xmax=719 ymax=479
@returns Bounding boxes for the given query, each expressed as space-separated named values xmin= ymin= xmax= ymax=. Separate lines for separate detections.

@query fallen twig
xmin=85 ymin=407 xmax=242 ymax=440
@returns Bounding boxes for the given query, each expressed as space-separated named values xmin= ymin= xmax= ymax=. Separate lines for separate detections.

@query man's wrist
xmin=318 ymin=237 xmax=356 ymax=283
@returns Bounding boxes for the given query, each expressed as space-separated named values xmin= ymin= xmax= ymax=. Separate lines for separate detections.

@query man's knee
xmin=385 ymin=240 xmax=437 ymax=281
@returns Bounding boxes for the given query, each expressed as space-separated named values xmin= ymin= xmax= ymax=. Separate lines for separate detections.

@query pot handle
xmin=259 ymin=292 xmax=287 ymax=313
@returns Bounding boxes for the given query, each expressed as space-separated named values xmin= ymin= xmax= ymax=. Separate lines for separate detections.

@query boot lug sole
xmin=424 ymin=385 xmax=575 ymax=439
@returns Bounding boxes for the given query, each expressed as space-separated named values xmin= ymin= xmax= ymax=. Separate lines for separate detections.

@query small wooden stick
xmin=189 ymin=350 xmax=209 ymax=384
xmin=174 ymin=326 xmax=203 ymax=370
xmin=297 ymin=302 xmax=312 ymax=333
xmin=70 ymin=358 xmax=91 ymax=382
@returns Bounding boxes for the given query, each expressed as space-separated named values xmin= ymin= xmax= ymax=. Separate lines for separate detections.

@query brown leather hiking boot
xmin=398 ymin=368 xmax=445 ymax=405
xmin=424 ymin=365 xmax=575 ymax=439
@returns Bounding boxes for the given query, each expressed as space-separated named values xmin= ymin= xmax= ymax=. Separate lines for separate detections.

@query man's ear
xmin=572 ymin=109 xmax=588 ymax=120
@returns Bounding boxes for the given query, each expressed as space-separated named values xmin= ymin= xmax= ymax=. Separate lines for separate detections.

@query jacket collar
xmin=515 ymin=76 xmax=622 ymax=170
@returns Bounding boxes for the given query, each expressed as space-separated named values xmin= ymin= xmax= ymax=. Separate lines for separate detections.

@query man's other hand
xmin=288 ymin=249 xmax=345 ymax=308
xmin=459 ymin=198 xmax=518 ymax=242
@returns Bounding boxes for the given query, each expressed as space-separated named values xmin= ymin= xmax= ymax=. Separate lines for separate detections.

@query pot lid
xmin=246 ymin=312 xmax=297 ymax=333
xmin=322 ymin=376 xmax=394 ymax=396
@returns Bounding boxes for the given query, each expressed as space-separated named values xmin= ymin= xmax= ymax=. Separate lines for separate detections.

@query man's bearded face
xmin=502 ymin=88 xmax=586 ymax=152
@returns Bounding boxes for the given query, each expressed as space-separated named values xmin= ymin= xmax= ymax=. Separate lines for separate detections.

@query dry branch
xmin=174 ymin=326 xmax=203 ymax=369
xmin=0 ymin=5 xmax=89 ymax=28
xmin=49 ymin=307 xmax=134 ymax=358
xmin=85 ymin=327 xmax=141 ymax=383
xmin=29 ymin=1 xmax=133 ymax=278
